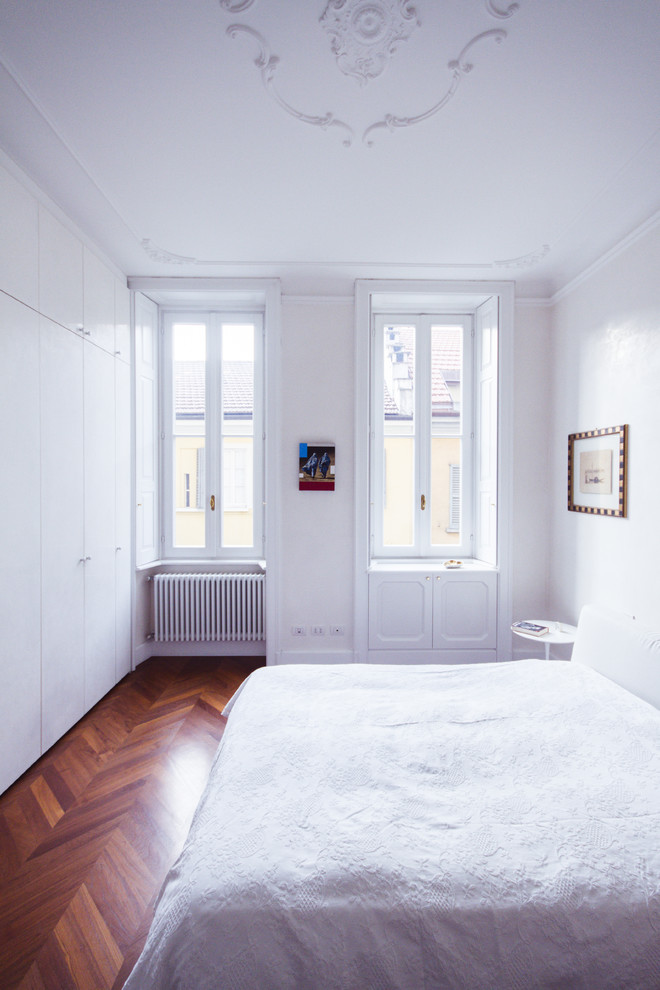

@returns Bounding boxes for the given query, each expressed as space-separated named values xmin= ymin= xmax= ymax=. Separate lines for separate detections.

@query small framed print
xmin=299 ymin=443 xmax=335 ymax=491
xmin=567 ymin=425 xmax=627 ymax=516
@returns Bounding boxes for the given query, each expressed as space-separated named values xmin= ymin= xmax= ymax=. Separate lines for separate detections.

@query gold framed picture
xmin=567 ymin=425 xmax=627 ymax=516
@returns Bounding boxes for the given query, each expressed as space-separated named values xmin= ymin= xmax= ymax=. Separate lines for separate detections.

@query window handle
xmin=210 ymin=495 xmax=216 ymax=511
xmin=421 ymin=494 xmax=426 ymax=511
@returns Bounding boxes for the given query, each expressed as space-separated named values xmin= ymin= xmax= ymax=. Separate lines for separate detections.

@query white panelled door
xmin=0 ymin=295 xmax=42 ymax=794
xmin=40 ymin=318 xmax=86 ymax=752
xmin=83 ymin=342 xmax=117 ymax=709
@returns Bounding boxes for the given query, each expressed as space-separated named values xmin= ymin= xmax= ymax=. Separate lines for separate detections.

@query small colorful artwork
xmin=299 ymin=443 xmax=335 ymax=491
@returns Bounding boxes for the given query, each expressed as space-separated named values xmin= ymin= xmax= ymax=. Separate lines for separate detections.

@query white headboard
xmin=572 ymin=604 xmax=660 ymax=710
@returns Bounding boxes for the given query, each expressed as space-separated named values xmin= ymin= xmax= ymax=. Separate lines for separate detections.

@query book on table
xmin=512 ymin=620 xmax=549 ymax=637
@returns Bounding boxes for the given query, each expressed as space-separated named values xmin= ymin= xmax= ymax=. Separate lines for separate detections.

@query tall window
xmin=371 ymin=314 xmax=474 ymax=558
xmin=163 ymin=311 xmax=263 ymax=558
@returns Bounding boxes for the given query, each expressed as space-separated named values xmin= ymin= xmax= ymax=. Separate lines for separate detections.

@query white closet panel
xmin=0 ymin=294 xmax=42 ymax=793
xmin=115 ymin=358 xmax=132 ymax=679
xmin=83 ymin=248 xmax=116 ymax=354
xmin=0 ymin=164 xmax=38 ymax=308
xmin=83 ymin=342 xmax=117 ymax=709
xmin=40 ymin=318 xmax=85 ymax=751
xmin=38 ymin=207 xmax=83 ymax=332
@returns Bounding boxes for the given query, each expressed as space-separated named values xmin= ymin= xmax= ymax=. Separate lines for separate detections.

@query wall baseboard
xmin=134 ymin=640 xmax=266 ymax=666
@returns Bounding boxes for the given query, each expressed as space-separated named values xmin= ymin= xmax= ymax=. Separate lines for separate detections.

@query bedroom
xmin=1 ymin=0 xmax=659 ymax=986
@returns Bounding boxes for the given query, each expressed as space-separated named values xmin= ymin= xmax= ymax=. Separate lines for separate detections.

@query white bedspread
xmin=124 ymin=660 xmax=660 ymax=989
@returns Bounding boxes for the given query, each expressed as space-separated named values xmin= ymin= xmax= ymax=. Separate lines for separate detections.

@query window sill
xmin=136 ymin=559 xmax=266 ymax=573
xmin=368 ymin=558 xmax=497 ymax=573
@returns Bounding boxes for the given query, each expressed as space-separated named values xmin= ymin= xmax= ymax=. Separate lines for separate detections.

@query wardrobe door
xmin=38 ymin=206 xmax=83 ymax=333
xmin=41 ymin=319 xmax=85 ymax=751
xmin=83 ymin=342 xmax=117 ymax=709
xmin=83 ymin=248 xmax=115 ymax=354
xmin=0 ymin=295 xmax=41 ymax=793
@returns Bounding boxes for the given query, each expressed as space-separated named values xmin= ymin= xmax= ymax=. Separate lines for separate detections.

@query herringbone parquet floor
xmin=0 ymin=655 xmax=264 ymax=990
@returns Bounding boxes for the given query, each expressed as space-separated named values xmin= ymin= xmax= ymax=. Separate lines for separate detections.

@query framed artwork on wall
xmin=567 ymin=425 xmax=627 ymax=516
xmin=299 ymin=443 xmax=335 ymax=491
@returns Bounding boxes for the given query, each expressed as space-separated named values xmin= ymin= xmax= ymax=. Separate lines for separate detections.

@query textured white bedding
xmin=125 ymin=660 xmax=660 ymax=989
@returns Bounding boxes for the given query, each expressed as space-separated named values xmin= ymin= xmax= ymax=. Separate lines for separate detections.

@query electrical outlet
xmin=292 ymin=625 xmax=306 ymax=636
xmin=330 ymin=625 xmax=344 ymax=636
xmin=311 ymin=625 xmax=325 ymax=636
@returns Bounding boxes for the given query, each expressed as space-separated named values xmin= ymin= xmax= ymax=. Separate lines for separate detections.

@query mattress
xmin=124 ymin=659 xmax=660 ymax=989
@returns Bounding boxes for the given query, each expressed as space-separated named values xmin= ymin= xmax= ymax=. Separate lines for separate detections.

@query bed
xmin=124 ymin=605 xmax=660 ymax=989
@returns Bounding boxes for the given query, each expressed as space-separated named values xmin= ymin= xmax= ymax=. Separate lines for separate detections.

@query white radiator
xmin=154 ymin=573 xmax=265 ymax=643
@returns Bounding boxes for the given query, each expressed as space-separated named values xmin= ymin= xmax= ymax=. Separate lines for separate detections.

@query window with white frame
xmin=162 ymin=311 xmax=263 ymax=558
xmin=372 ymin=314 xmax=474 ymax=558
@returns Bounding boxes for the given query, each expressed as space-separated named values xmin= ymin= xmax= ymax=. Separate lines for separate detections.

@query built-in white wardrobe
xmin=0 ymin=161 xmax=132 ymax=794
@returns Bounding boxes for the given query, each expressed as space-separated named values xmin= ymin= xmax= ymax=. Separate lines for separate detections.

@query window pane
xmin=431 ymin=325 xmax=462 ymax=433
xmin=382 ymin=325 xmax=415 ymax=547
xmin=222 ymin=324 xmax=254 ymax=548
xmin=430 ymin=326 xmax=462 ymax=546
xmin=173 ymin=323 xmax=206 ymax=548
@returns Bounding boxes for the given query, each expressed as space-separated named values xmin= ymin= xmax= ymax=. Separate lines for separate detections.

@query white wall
xmin=547 ymin=222 xmax=660 ymax=629
xmin=511 ymin=302 xmax=552 ymax=625
xmin=276 ymin=297 xmax=356 ymax=662
xmin=15 ymin=146 xmax=659 ymax=677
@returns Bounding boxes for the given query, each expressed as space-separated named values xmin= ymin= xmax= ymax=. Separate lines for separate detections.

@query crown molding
xmin=495 ymin=244 xmax=550 ymax=270
xmin=551 ymin=210 xmax=660 ymax=305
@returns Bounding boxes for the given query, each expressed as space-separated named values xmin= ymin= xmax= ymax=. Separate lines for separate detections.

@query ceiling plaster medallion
xmin=220 ymin=4 xmax=521 ymax=147
xmin=319 ymin=0 xmax=420 ymax=85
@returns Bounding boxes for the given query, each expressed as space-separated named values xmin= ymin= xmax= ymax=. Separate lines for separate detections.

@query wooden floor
xmin=0 ymin=655 xmax=264 ymax=990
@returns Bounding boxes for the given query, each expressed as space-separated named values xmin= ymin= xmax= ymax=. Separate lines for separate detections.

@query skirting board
xmin=135 ymin=640 xmax=266 ymax=665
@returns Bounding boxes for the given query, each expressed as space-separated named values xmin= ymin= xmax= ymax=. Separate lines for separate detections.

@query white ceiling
xmin=1 ymin=0 xmax=658 ymax=297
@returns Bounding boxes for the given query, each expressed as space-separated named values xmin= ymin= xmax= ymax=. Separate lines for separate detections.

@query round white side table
xmin=511 ymin=620 xmax=578 ymax=661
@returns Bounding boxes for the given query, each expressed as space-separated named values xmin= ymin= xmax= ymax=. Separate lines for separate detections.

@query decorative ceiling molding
xmin=363 ymin=28 xmax=506 ymax=145
xmin=485 ymin=0 xmax=520 ymax=19
xmin=218 ymin=0 xmax=256 ymax=11
xmin=226 ymin=24 xmax=355 ymax=146
xmin=319 ymin=0 xmax=420 ymax=86
xmin=141 ymin=239 xmax=200 ymax=265
xmin=141 ymin=236 xmax=553 ymax=273
xmin=494 ymin=243 xmax=550 ymax=269
xmin=221 ymin=3 xmax=521 ymax=147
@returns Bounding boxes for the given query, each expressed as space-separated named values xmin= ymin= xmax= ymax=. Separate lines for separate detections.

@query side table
xmin=511 ymin=620 xmax=578 ymax=661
